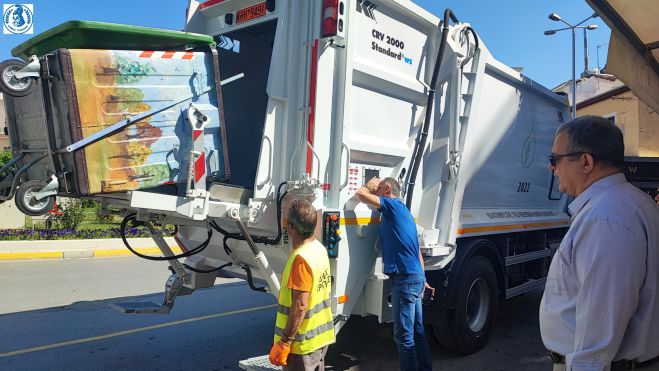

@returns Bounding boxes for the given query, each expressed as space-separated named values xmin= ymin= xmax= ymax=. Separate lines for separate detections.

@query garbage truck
xmin=0 ymin=0 xmax=573 ymax=364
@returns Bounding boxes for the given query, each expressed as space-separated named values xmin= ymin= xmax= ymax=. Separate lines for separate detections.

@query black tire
xmin=0 ymin=59 xmax=35 ymax=97
xmin=15 ymin=180 xmax=55 ymax=216
xmin=433 ymin=256 xmax=498 ymax=354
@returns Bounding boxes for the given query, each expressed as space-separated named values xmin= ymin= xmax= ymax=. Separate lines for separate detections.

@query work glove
xmin=269 ymin=340 xmax=291 ymax=366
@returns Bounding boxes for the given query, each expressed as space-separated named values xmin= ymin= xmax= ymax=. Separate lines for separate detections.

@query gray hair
xmin=556 ymin=115 xmax=624 ymax=169
xmin=287 ymin=199 xmax=317 ymax=239
xmin=381 ymin=177 xmax=400 ymax=196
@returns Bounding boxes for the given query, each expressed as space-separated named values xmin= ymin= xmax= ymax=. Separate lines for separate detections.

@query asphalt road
xmin=0 ymin=257 xmax=553 ymax=370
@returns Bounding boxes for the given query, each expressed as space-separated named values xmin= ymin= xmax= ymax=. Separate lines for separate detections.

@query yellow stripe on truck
xmin=340 ymin=216 xmax=417 ymax=226
xmin=458 ymin=220 xmax=570 ymax=235
xmin=340 ymin=217 xmax=380 ymax=226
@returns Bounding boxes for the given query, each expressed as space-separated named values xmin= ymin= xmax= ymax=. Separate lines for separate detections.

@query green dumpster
xmin=11 ymin=20 xmax=215 ymax=60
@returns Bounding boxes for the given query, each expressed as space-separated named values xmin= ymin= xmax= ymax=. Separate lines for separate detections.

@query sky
xmin=0 ymin=0 xmax=611 ymax=89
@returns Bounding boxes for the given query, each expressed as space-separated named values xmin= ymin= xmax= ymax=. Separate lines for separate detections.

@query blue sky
xmin=0 ymin=0 xmax=610 ymax=89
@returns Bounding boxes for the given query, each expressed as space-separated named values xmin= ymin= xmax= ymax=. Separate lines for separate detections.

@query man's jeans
xmin=390 ymin=273 xmax=433 ymax=371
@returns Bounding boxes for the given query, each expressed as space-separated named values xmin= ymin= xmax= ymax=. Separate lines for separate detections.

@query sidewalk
xmin=0 ymin=237 xmax=180 ymax=260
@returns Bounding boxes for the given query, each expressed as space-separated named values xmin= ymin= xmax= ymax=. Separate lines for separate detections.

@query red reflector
xmin=321 ymin=0 xmax=338 ymax=38
xmin=194 ymin=152 xmax=206 ymax=182
xmin=199 ymin=0 xmax=226 ymax=10
xmin=321 ymin=183 xmax=331 ymax=191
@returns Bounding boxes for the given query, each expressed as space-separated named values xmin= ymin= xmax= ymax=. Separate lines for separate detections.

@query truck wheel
xmin=0 ymin=59 xmax=35 ymax=97
xmin=434 ymin=256 xmax=498 ymax=354
xmin=15 ymin=180 xmax=55 ymax=216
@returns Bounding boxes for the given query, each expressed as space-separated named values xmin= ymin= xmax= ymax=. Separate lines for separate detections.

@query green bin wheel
xmin=0 ymin=59 xmax=35 ymax=97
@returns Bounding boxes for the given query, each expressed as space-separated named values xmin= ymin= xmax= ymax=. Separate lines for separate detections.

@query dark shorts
xmin=284 ymin=346 xmax=328 ymax=371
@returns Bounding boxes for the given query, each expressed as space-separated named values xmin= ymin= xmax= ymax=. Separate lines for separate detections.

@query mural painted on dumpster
xmin=69 ymin=49 xmax=225 ymax=194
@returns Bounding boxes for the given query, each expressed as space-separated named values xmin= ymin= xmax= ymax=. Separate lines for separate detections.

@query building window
xmin=603 ymin=113 xmax=616 ymax=125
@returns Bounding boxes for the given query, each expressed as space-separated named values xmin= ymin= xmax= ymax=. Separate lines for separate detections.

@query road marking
xmin=0 ymin=303 xmax=277 ymax=358
xmin=0 ymin=251 xmax=63 ymax=260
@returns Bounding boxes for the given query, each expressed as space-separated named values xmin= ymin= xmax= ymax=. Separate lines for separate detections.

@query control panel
xmin=346 ymin=166 xmax=381 ymax=197
xmin=322 ymin=211 xmax=341 ymax=258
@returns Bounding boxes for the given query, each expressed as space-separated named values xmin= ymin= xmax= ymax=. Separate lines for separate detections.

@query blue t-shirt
xmin=378 ymin=197 xmax=423 ymax=275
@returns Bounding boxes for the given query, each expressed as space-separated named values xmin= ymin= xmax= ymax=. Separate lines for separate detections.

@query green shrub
xmin=0 ymin=150 xmax=12 ymax=176
xmin=59 ymin=200 xmax=85 ymax=229
xmin=0 ymin=150 xmax=11 ymax=168
xmin=81 ymin=198 xmax=97 ymax=208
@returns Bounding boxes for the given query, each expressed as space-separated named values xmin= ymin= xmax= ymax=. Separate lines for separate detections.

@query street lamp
xmin=544 ymin=12 xmax=599 ymax=119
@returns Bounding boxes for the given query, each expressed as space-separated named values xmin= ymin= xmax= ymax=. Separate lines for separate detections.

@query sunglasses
xmin=548 ymin=151 xmax=588 ymax=166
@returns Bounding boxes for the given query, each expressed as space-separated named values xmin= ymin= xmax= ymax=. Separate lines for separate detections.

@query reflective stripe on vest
xmin=274 ymin=319 xmax=334 ymax=342
xmin=274 ymin=240 xmax=335 ymax=354
xmin=277 ymin=298 xmax=331 ymax=319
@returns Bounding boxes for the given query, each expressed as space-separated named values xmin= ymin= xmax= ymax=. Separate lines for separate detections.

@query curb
xmin=0 ymin=238 xmax=181 ymax=261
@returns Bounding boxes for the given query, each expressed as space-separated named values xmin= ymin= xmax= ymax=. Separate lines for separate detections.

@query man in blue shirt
xmin=357 ymin=177 xmax=434 ymax=371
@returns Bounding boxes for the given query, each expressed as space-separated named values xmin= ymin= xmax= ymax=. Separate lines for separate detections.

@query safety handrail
xmin=257 ymin=135 xmax=273 ymax=187
xmin=340 ymin=143 xmax=350 ymax=190
xmin=306 ymin=141 xmax=321 ymax=182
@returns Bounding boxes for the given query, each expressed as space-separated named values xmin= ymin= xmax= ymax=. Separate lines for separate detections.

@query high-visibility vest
xmin=274 ymin=240 xmax=335 ymax=354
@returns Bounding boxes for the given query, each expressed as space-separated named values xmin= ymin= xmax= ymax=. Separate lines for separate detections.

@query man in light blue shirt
xmin=540 ymin=116 xmax=659 ymax=371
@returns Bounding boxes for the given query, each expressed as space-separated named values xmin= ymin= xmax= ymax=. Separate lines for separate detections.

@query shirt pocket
xmin=545 ymin=242 xmax=572 ymax=296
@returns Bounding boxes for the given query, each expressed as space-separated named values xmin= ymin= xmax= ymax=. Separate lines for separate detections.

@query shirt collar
xmin=568 ymin=172 xmax=626 ymax=217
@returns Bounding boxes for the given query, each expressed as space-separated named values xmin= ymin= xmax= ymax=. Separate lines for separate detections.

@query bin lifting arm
xmin=60 ymin=88 xmax=214 ymax=153
xmin=60 ymin=72 xmax=244 ymax=154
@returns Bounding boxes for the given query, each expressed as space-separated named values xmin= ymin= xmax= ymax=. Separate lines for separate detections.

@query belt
xmin=548 ymin=351 xmax=659 ymax=370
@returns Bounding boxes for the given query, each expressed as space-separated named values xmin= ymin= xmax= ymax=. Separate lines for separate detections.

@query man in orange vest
xmin=269 ymin=198 xmax=335 ymax=370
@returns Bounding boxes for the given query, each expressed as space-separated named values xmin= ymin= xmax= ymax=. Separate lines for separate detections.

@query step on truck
xmin=0 ymin=0 xmax=572 ymax=366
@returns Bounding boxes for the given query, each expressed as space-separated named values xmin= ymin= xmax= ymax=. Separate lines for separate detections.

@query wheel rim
xmin=2 ymin=65 xmax=31 ymax=91
xmin=22 ymin=187 xmax=50 ymax=212
xmin=465 ymin=277 xmax=490 ymax=333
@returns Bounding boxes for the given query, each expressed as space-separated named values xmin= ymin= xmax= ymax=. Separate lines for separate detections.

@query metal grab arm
xmin=233 ymin=216 xmax=281 ymax=294
xmin=60 ymin=72 xmax=245 ymax=154
xmin=62 ymin=88 xmax=213 ymax=153
xmin=144 ymin=221 xmax=190 ymax=283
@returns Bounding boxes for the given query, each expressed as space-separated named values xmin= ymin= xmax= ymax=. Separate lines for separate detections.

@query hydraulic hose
xmin=405 ymin=8 xmax=459 ymax=210
xmin=459 ymin=27 xmax=479 ymax=69
xmin=120 ymin=213 xmax=212 ymax=261
xmin=209 ymin=182 xmax=288 ymax=246
xmin=243 ymin=264 xmax=267 ymax=292
xmin=205 ymin=182 xmax=289 ymax=293
xmin=184 ymin=261 xmax=232 ymax=274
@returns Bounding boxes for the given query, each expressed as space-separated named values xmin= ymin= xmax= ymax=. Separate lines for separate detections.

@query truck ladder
xmin=432 ymin=39 xmax=486 ymax=250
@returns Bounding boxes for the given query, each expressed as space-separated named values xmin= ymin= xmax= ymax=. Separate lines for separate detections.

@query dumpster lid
xmin=12 ymin=20 xmax=215 ymax=60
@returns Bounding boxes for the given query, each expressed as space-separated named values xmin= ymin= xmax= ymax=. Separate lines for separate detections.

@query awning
xmin=586 ymin=0 xmax=659 ymax=112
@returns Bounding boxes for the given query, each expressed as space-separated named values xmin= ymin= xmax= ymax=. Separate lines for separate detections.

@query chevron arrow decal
xmin=217 ymin=35 xmax=241 ymax=53
xmin=356 ymin=0 xmax=377 ymax=20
